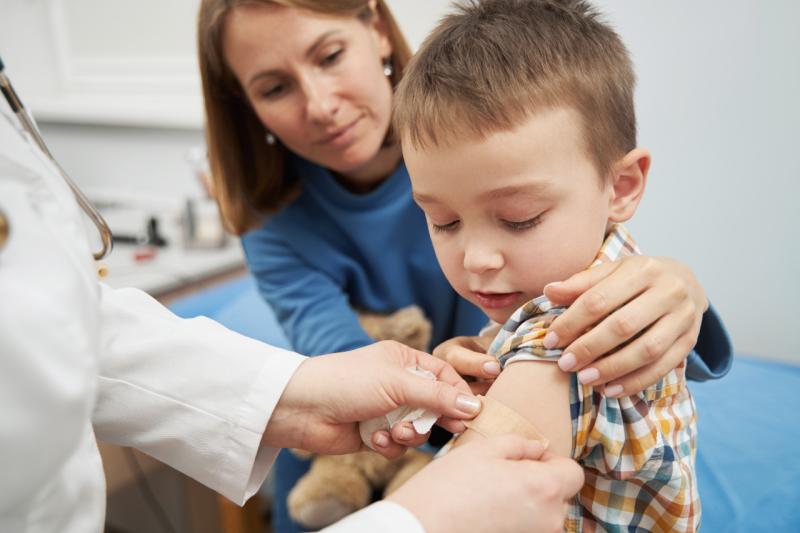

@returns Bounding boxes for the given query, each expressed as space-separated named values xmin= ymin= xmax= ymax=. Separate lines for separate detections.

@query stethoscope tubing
xmin=0 ymin=55 xmax=113 ymax=260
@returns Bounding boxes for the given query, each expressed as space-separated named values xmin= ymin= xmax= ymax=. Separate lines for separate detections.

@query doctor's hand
xmin=262 ymin=341 xmax=481 ymax=459
xmin=389 ymin=435 xmax=584 ymax=533
xmin=543 ymin=255 xmax=707 ymax=396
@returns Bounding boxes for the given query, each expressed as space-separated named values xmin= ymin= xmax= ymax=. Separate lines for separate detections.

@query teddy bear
xmin=286 ymin=305 xmax=436 ymax=530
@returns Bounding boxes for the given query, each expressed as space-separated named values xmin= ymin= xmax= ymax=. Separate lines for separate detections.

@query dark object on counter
xmin=112 ymin=216 xmax=168 ymax=247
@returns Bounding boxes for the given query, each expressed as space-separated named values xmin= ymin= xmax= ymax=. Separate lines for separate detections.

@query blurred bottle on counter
xmin=183 ymin=146 xmax=227 ymax=249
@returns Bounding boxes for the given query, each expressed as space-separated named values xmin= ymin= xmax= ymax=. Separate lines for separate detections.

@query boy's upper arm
xmin=471 ymin=360 xmax=573 ymax=457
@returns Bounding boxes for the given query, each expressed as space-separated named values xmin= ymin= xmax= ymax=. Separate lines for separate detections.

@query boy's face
xmin=405 ymin=107 xmax=614 ymax=323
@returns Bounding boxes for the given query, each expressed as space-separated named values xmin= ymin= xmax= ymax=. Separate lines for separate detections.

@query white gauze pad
xmin=358 ymin=366 xmax=439 ymax=450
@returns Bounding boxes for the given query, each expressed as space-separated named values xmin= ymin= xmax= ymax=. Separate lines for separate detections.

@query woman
xmin=197 ymin=1 xmax=731 ymax=530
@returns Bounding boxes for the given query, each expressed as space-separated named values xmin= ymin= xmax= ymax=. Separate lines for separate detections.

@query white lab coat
xmin=0 ymin=110 xmax=424 ymax=533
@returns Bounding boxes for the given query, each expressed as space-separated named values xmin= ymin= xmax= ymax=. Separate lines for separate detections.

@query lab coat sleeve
xmin=92 ymin=284 xmax=306 ymax=505
xmin=322 ymin=501 xmax=426 ymax=533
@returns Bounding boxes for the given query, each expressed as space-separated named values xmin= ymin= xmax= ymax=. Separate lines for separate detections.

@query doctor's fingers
xmin=370 ymin=430 xmax=412 ymax=459
xmin=497 ymin=450 xmax=583 ymax=516
xmin=388 ymin=421 xmax=431 ymax=448
xmin=476 ymin=439 xmax=582 ymax=531
xmin=391 ymin=372 xmax=483 ymax=422
xmin=532 ymin=453 xmax=585 ymax=501
xmin=400 ymin=343 xmax=474 ymax=393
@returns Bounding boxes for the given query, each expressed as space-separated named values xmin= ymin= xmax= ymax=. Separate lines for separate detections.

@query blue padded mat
xmin=169 ymin=275 xmax=290 ymax=349
xmin=170 ymin=276 xmax=800 ymax=531
xmin=692 ymin=355 xmax=800 ymax=531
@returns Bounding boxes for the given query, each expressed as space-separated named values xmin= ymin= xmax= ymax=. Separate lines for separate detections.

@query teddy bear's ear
xmin=389 ymin=306 xmax=433 ymax=352
xmin=357 ymin=305 xmax=433 ymax=351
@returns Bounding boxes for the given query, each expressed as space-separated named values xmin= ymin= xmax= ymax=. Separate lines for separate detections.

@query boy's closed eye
xmin=501 ymin=214 xmax=544 ymax=231
xmin=431 ymin=219 xmax=460 ymax=233
xmin=429 ymin=214 xmax=545 ymax=234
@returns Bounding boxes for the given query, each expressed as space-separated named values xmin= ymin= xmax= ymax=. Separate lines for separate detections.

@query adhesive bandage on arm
xmin=458 ymin=395 xmax=549 ymax=447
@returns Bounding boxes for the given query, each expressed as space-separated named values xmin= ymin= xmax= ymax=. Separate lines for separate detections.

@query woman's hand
xmin=262 ymin=341 xmax=482 ymax=459
xmin=388 ymin=435 xmax=583 ymax=533
xmin=432 ymin=335 xmax=499 ymax=395
xmin=543 ymin=255 xmax=708 ymax=397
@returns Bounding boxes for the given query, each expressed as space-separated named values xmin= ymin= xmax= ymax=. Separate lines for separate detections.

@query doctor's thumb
xmin=400 ymin=377 xmax=483 ymax=419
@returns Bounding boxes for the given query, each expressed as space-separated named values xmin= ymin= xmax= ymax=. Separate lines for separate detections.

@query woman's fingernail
xmin=398 ymin=426 xmax=415 ymax=440
xmin=543 ymin=331 xmax=560 ymax=349
xmin=456 ymin=394 xmax=482 ymax=414
xmin=558 ymin=352 xmax=576 ymax=371
xmin=374 ymin=433 xmax=389 ymax=448
xmin=483 ymin=361 xmax=501 ymax=375
xmin=577 ymin=367 xmax=600 ymax=384
xmin=605 ymin=384 xmax=624 ymax=397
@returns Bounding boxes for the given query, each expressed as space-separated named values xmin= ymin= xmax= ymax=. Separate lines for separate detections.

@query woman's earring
xmin=383 ymin=58 xmax=393 ymax=78
xmin=265 ymin=132 xmax=276 ymax=145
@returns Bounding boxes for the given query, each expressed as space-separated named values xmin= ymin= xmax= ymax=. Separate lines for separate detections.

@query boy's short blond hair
xmin=394 ymin=0 xmax=636 ymax=178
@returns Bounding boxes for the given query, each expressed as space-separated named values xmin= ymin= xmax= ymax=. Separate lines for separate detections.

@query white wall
xmin=1 ymin=1 xmax=798 ymax=362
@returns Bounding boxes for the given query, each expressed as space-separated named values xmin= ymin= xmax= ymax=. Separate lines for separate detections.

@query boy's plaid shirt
xmin=488 ymin=224 xmax=700 ymax=532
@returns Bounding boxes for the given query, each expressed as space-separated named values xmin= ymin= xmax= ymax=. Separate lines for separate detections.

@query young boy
xmin=393 ymin=0 xmax=698 ymax=531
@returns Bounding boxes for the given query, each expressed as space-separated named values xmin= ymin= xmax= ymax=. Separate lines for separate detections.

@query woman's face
xmin=222 ymin=3 xmax=394 ymax=180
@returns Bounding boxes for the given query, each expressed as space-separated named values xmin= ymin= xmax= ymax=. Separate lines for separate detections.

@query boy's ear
xmin=608 ymin=147 xmax=650 ymax=223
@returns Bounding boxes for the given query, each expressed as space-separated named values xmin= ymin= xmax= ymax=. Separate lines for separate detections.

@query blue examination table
xmin=170 ymin=275 xmax=800 ymax=532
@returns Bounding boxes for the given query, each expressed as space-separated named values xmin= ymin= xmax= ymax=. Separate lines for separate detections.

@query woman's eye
xmin=432 ymin=220 xmax=460 ymax=233
xmin=503 ymin=215 xmax=542 ymax=231
xmin=262 ymin=84 xmax=286 ymax=99
xmin=321 ymin=49 xmax=343 ymax=67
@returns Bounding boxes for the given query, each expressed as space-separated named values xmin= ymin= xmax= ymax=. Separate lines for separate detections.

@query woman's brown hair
xmin=198 ymin=0 xmax=412 ymax=235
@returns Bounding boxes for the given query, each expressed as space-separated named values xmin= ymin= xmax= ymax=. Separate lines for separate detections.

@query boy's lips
xmin=472 ymin=291 xmax=522 ymax=309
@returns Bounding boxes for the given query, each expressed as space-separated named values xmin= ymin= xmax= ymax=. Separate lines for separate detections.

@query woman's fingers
xmin=574 ymin=305 xmax=699 ymax=391
xmin=544 ymin=260 xmax=621 ymax=306
xmin=558 ymin=283 xmax=687 ymax=372
xmin=603 ymin=326 xmax=700 ymax=397
xmin=406 ymin=345 xmax=473 ymax=393
xmin=545 ymin=259 xmax=651 ymax=349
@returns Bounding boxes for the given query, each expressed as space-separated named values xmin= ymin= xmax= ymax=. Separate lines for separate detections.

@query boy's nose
xmin=463 ymin=241 xmax=504 ymax=274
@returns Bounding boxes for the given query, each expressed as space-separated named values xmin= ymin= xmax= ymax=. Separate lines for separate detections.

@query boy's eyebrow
xmin=413 ymin=183 xmax=551 ymax=204
xmin=481 ymin=182 xmax=552 ymax=201
xmin=412 ymin=192 xmax=439 ymax=204
xmin=247 ymin=30 xmax=341 ymax=87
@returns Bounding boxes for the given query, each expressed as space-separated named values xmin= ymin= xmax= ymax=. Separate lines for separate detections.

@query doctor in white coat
xmin=0 ymin=90 xmax=583 ymax=532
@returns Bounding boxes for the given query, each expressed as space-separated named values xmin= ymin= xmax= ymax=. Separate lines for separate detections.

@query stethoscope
xmin=0 ymin=55 xmax=113 ymax=261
